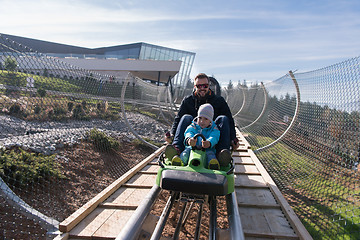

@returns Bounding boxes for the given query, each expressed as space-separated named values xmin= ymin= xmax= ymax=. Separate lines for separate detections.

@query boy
xmin=165 ymin=104 xmax=221 ymax=170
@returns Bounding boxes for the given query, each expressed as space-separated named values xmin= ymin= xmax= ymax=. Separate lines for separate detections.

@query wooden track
xmin=55 ymin=129 xmax=312 ymax=240
xmin=234 ymin=130 xmax=312 ymax=240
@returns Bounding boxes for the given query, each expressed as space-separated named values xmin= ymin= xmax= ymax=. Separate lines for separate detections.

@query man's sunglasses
xmin=195 ymin=84 xmax=209 ymax=88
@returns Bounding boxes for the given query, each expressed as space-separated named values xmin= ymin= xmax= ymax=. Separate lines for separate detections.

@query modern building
xmin=0 ymin=33 xmax=195 ymax=89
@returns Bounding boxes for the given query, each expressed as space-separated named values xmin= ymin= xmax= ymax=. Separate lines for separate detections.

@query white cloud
xmin=1 ymin=0 xmax=360 ymax=83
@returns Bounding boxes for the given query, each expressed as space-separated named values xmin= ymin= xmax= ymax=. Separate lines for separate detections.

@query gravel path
xmin=0 ymin=113 xmax=169 ymax=155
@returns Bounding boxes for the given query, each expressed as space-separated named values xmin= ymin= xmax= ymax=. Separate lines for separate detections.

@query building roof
xmin=0 ymin=33 xmax=192 ymax=83
xmin=0 ymin=33 xmax=145 ymax=55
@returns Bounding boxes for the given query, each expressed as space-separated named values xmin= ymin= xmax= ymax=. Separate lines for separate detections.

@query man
xmin=165 ymin=73 xmax=239 ymax=166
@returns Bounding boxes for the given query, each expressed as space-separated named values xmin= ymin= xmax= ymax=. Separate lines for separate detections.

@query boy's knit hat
xmin=198 ymin=103 xmax=214 ymax=121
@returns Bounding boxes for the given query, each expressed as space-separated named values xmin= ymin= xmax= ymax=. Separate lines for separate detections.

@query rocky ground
xmin=0 ymin=113 xmax=168 ymax=239
xmin=0 ymin=112 xmax=169 ymax=154
xmin=0 ymin=113 xmax=229 ymax=240
xmin=0 ymin=139 xmax=155 ymax=239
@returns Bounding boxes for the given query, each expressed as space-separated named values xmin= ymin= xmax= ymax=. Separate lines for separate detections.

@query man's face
xmin=194 ymin=77 xmax=209 ymax=98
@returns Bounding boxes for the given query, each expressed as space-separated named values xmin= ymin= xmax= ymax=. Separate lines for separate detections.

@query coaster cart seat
xmin=156 ymin=134 xmax=234 ymax=196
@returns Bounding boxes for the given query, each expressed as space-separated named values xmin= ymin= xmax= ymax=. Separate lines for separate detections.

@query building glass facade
xmin=138 ymin=43 xmax=195 ymax=89
xmin=44 ymin=42 xmax=195 ymax=89
xmin=0 ymin=34 xmax=195 ymax=99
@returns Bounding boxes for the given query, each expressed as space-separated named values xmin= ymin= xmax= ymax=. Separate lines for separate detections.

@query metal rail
xmin=115 ymin=185 xmax=161 ymax=240
xmin=56 ymin=131 xmax=311 ymax=240
xmin=117 ymin=188 xmax=244 ymax=240
xmin=209 ymin=196 xmax=217 ymax=240
xmin=150 ymin=191 xmax=177 ymax=240
xmin=226 ymin=192 xmax=245 ymax=240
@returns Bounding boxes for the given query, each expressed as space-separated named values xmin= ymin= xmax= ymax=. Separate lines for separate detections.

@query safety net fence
xmin=0 ymin=31 xmax=359 ymax=240
xmin=0 ymin=33 xmax=180 ymax=239
xmin=228 ymin=59 xmax=359 ymax=239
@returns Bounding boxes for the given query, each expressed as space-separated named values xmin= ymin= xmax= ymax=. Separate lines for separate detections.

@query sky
xmin=1 ymin=0 xmax=360 ymax=86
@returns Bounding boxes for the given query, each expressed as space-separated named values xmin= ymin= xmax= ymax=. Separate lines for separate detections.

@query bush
xmin=0 ymin=148 xmax=64 ymax=186
xmin=89 ymin=128 xmax=119 ymax=152
xmin=37 ymin=88 xmax=46 ymax=97
xmin=67 ymin=102 xmax=74 ymax=112
xmin=132 ymin=138 xmax=162 ymax=150
xmin=81 ymin=100 xmax=87 ymax=109
xmin=72 ymin=104 xmax=86 ymax=120
xmin=34 ymin=105 xmax=41 ymax=114
xmin=54 ymin=106 xmax=67 ymax=116
xmin=100 ymin=111 xmax=120 ymax=121
xmin=9 ymin=103 xmax=21 ymax=114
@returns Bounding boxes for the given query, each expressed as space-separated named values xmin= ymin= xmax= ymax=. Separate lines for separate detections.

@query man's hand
xmin=188 ymin=137 xmax=197 ymax=147
xmin=202 ymin=140 xmax=211 ymax=149
xmin=231 ymin=138 xmax=240 ymax=150
xmin=164 ymin=131 xmax=173 ymax=144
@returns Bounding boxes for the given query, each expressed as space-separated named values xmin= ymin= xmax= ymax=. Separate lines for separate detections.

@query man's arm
xmin=219 ymin=97 xmax=237 ymax=140
xmin=218 ymin=97 xmax=240 ymax=149
xmin=170 ymin=97 xmax=191 ymax=136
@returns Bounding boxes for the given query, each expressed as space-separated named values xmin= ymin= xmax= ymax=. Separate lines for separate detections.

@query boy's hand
xmin=188 ymin=137 xmax=197 ymax=147
xmin=202 ymin=140 xmax=211 ymax=149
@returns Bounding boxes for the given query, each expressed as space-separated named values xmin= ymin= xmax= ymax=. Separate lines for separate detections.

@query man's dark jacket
xmin=170 ymin=89 xmax=236 ymax=141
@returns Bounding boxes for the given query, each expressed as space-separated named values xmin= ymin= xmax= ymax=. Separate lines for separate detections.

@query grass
xmin=0 ymin=71 xmax=81 ymax=93
xmin=0 ymin=148 xmax=64 ymax=187
xmin=132 ymin=137 xmax=163 ymax=150
xmin=248 ymin=134 xmax=360 ymax=240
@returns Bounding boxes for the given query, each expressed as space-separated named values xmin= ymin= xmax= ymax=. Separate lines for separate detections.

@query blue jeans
xmin=214 ymin=115 xmax=231 ymax=153
xmin=173 ymin=114 xmax=231 ymax=153
xmin=180 ymin=147 xmax=216 ymax=168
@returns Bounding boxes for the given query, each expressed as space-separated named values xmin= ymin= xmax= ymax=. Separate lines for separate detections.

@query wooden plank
xmin=244 ymin=230 xmax=299 ymax=239
xmin=59 ymin=146 xmax=165 ymax=233
xmin=68 ymin=208 xmax=115 ymax=238
xmin=239 ymin=207 xmax=271 ymax=233
xmin=237 ymin=146 xmax=250 ymax=151
xmin=236 ymin=132 xmax=251 ymax=149
xmin=236 ymin=188 xmax=278 ymax=206
xmin=239 ymin=208 xmax=297 ymax=237
xmin=248 ymin=149 xmax=313 ymax=240
xmin=234 ymin=164 xmax=259 ymax=174
xmin=232 ymin=151 xmax=251 ymax=157
xmin=122 ymin=184 xmax=153 ymax=188
xmin=138 ymin=171 xmax=158 ymax=175
xmin=126 ymin=173 xmax=157 ymax=186
xmin=140 ymin=164 xmax=159 ymax=172
xmin=103 ymin=187 xmax=151 ymax=206
xmin=149 ymin=162 xmax=159 ymax=165
xmin=235 ymin=172 xmax=261 ymax=176
xmin=238 ymin=203 xmax=280 ymax=209
xmin=233 ymin=156 xmax=255 ymax=165
xmin=92 ymin=209 xmax=135 ymax=239
xmin=53 ymin=233 xmax=69 ymax=240
xmin=237 ymin=129 xmax=312 ymax=240
xmin=235 ymin=175 xmax=267 ymax=188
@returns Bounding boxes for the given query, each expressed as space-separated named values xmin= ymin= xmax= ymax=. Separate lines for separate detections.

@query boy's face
xmin=197 ymin=116 xmax=211 ymax=129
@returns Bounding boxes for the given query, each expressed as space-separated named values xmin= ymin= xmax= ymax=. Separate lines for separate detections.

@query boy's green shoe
xmin=172 ymin=155 xmax=183 ymax=166
xmin=208 ymin=158 xmax=220 ymax=170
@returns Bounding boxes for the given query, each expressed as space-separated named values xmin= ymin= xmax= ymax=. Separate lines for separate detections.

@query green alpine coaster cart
xmin=156 ymin=134 xmax=235 ymax=196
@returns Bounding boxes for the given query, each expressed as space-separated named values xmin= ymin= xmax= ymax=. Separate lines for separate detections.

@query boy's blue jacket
xmin=184 ymin=119 xmax=220 ymax=153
